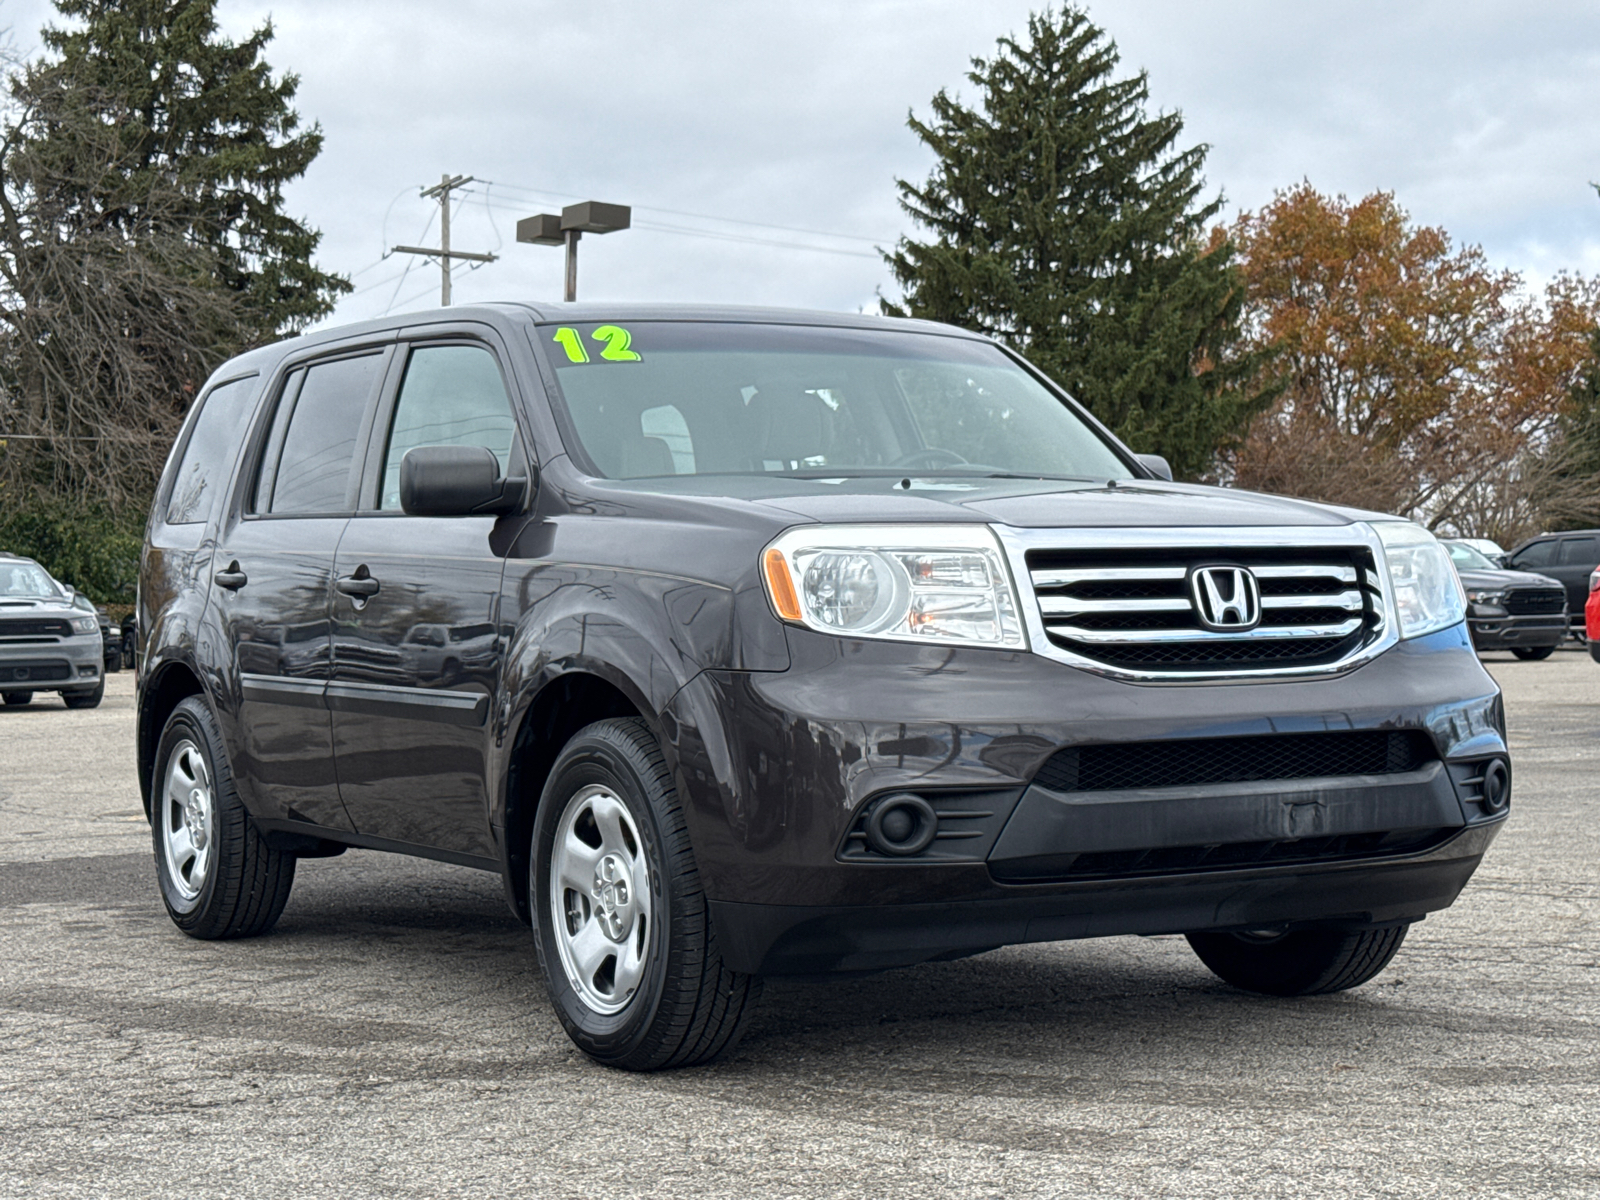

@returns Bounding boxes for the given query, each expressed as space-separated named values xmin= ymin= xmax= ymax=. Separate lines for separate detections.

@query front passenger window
xmin=1513 ymin=541 xmax=1556 ymax=570
xmin=380 ymin=345 xmax=519 ymax=510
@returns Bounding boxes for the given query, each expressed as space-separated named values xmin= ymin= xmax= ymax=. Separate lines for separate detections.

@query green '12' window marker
xmin=552 ymin=326 xmax=642 ymax=364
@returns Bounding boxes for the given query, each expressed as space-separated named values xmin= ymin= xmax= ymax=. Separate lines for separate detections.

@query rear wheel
xmin=62 ymin=679 xmax=104 ymax=709
xmin=530 ymin=717 xmax=761 ymax=1071
xmin=1590 ymin=640 xmax=1600 ymax=664
xmin=152 ymin=696 xmax=295 ymax=939
xmin=1187 ymin=925 xmax=1409 ymax=996
xmin=1 ymin=691 xmax=32 ymax=707
xmin=1511 ymin=645 xmax=1555 ymax=661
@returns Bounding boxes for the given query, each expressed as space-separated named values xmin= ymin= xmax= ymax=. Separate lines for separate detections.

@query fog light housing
xmin=864 ymin=795 xmax=938 ymax=856
xmin=1481 ymin=759 xmax=1510 ymax=813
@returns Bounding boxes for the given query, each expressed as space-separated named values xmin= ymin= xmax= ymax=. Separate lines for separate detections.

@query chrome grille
xmin=1026 ymin=547 xmax=1385 ymax=675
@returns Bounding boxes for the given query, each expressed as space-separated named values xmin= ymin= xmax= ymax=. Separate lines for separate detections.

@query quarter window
xmin=379 ymin=345 xmax=519 ymax=510
xmin=257 ymin=353 xmax=384 ymax=515
xmin=166 ymin=376 xmax=258 ymax=524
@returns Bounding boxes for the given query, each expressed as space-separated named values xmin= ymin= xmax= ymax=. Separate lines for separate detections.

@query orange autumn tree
xmin=1222 ymin=185 xmax=1600 ymax=542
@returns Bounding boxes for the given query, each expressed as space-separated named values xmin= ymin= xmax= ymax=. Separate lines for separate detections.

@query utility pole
xmin=392 ymin=174 xmax=498 ymax=306
xmin=517 ymin=201 xmax=631 ymax=302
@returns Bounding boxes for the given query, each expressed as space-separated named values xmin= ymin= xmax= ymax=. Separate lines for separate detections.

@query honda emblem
xmin=1190 ymin=566 xmax=1262 ymax=630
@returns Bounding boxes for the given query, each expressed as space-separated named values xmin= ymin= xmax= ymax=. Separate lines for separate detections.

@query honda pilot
xmin=136 ymin=304 xmax=1509 ymax=1070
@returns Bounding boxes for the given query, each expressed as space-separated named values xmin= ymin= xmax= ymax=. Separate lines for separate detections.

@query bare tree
xmin=0 ymin=60 xmax=242 ymax=509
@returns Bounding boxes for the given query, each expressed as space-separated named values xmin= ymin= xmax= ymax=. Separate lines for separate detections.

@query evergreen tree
xmin=883 ymin=8 xmax=1264 ymax=479
xmin=25 ymin=0 xmax=347 ymax=337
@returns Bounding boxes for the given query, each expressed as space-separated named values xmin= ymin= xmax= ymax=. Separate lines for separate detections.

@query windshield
xmin=539 ymin=322 xmax=1134 ymax=481
xmin=1445 ymin=541 xmax=1497 ymax=571
xmin=0 ymin=560 xmax=61 ymax=599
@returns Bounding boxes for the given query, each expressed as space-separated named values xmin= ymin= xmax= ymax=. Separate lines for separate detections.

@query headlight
xmin=1465 ymin=588 xmax=1506 ymax=605
xmin=762 ymin=524 xmax=1026 ymax=649
xmin=72 ymin=616 xmax=99 ymax=634
xmin=1373 ymin=522 xmax=1466 ymax=639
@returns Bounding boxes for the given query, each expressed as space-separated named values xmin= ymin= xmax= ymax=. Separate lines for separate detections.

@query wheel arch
xmin=137 ymin=659 xmax=207 ymax=820
xmin=498 ymin=669 xmax=654 ymax=925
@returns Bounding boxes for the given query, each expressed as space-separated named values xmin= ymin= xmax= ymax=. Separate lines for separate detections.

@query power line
xmin=476 ymin=195 xmax=882 ymax=260
xmin=484 ymin=179 xmax=895 ymax=244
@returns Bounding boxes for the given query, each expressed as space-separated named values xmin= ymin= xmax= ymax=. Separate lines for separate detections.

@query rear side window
xmin=1513 ymin=541 xmax=1556 ymax=569
xmin=256 ymin=353 xmax=384 ymax=515
xmin=378 ymin=344 xmax=518 ymax=510
xmin=165 ymin=376 xmax=258 ymax=525
xmin=1559 ymin=537 xmax=1599 ymax=566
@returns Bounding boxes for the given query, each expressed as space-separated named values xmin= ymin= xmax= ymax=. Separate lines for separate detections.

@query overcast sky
xmin=6 ymin=0 xmax=1600 ymax=328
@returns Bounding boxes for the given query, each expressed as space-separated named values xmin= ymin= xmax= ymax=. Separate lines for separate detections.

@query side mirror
xmin=399 ymin=445 xmax=529 ymax=516
xmin=1136 ymin=453 xmax=1173 ymax=481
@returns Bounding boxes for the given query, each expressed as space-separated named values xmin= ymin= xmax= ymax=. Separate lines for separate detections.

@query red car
xmin=1588 ymin=567 xmax=1600 ymax=662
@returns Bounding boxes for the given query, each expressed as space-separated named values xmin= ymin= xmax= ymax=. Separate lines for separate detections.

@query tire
xmin=62 ymin=679 xmax=104 ymax=709
xmin=1511 ymin=645 xmax=1555 ymax=661
xmin=530 ymin=717 xmax=761 ymax=1071
xmin=2 ymin=691 xmax=33 ymax=706
xmin=152 ymin=696 xmax=296 ymax=939
xmin=1590 ymin=640 xmax=1600 ymax=664
xmin=1187 ymin=925 xmax=1409 ymax=996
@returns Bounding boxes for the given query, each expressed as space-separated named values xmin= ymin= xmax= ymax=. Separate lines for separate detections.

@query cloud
xmin=5 ymin=0 xmax=1597 ymax=321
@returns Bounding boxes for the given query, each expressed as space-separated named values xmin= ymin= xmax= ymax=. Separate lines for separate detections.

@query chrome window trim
xmin=990 ymin=522 xmax=1401 ymax=684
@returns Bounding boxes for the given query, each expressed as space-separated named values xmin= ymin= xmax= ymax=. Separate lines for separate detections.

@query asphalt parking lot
xmin=1 ymin=653 xmax=1596 ymax=1199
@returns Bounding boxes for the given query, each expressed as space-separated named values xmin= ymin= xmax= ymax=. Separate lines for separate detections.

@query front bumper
xmin=0 ymin=636 xmax=102 ymax=692
xmin=663 ymin=623 xmax=1506 ymax=974
xmin=712 ymin=822 xmax=1500 ymax=974
xmin=1466 ymin=612 xmax=1566 ymax=651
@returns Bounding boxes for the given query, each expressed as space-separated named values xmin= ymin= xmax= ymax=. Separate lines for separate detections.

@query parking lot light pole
xmin=516 ymin=201 xmax=631 ymax=302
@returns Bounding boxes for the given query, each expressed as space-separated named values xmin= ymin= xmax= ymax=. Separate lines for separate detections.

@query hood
xmin=0 ymin=593 xmax=81 ymax=616
xmin=593 ymin=473 xmax=1368 ymax=531
xmin=1456 ymin=567 xmax=1564 ymax=591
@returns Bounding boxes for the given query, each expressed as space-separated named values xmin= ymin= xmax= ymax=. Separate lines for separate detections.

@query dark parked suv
xmin=137 ymin=304 xmax=1510 ymax=1070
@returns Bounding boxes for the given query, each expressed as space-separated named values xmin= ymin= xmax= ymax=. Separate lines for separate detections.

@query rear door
xmin=326 ymin=337 xmax=526 ymax=859
xmin=1554 ymin=536 xmax=1600 ymax=621
xmin=213 ymin=347 xmax=391 ymax=830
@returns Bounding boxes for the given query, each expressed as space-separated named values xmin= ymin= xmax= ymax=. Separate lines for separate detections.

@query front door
xmin=328 ymin=340 xmax=524 ymax=859
xmin=214 ymin=348 xmax=390 ymax=830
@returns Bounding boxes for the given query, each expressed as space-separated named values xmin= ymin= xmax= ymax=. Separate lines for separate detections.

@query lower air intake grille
xmin=1033 ymin=730 xmax=1435 ymax=793
xmin=990 ymin=827 xmax=1456 ymax=883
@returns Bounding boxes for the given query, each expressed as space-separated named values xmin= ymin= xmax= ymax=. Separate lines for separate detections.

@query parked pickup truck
xmin=137 ymin=304 xmax=1509 ymax=1070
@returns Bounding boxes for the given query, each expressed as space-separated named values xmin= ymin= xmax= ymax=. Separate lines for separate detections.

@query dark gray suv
xmin=137 ymin=304 xmax=1509 ymax=1070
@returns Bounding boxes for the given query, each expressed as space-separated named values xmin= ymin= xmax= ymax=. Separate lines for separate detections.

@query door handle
xmin=214 ymin=562 xmax=248 ymax=590
xmin=336 ymin=572 xmax=380 ymax=599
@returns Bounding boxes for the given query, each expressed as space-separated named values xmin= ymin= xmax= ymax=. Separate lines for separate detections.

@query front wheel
xmin=1187 ymin=925 xmax=1409 ymax=996
xmin=1589 ymin=640 xmax=1600 ymax=664
xmin=152 ymin=697 xmax=296 ymax=938
xmin=1511 ymin=645 xmax=1555 ymax=661
xmin=2 ymin=691 xmax=32 ymax=707
xmin=62 ymin=679 xmax=104 ymax=709
xmin=530 ymin=717 xmax=760 ymax=1071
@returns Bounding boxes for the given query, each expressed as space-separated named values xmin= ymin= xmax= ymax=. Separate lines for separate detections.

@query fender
xmin=488 ymin=564 xmax=733 ymax=835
